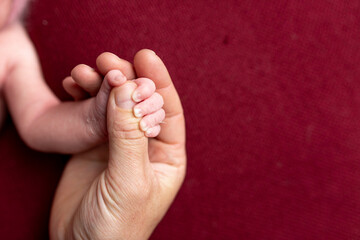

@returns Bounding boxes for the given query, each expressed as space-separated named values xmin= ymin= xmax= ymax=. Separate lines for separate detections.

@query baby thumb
xmin=106 ymin=81 xmax=148 ymax=180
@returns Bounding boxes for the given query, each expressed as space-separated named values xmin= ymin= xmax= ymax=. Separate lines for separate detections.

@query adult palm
xmin=50 ymin=50 xmax=186 ymax=240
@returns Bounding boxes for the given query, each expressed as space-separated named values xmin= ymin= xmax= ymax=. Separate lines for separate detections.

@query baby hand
xmin=62 ymin=53 xmax=165 ymax=138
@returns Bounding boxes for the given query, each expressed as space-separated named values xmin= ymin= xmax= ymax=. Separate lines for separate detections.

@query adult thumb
xmin=106 ymin=81 xmax=148 ymax=181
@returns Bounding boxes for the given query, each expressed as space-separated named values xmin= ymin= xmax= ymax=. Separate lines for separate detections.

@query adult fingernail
xmin=114 ymin=83 xmax=136 ymax=109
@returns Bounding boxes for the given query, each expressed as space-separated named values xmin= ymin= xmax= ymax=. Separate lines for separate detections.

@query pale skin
xmin=63 ymin=53 xmax=166 ymax=138
xmin=0 ymin=0 xmax=12 ymax=128
xmin=50 ymin=49 xmax=187 ymax=240
xmin=1 ymin=2 xmax=186 ymax=238
xmin=0 ymin=4 xmax=164 ymax=154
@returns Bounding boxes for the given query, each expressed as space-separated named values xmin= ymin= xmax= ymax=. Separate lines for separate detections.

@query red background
xmin=1 ymin=0 xmax=360 ymax=239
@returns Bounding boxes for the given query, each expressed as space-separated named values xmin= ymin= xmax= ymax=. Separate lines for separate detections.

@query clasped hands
xmin=49 ymin=49 xmax=186 ymax=240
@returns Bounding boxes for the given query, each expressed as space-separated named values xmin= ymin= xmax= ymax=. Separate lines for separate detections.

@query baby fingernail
xmin=132 ymin=91 xmax=141 ymax=102
xmin=134 ymin=107 xmax=142 ymax=117
xmin=140 ymin=120 xmax=148 ymax=131
xmin=116 ymin=75 xmax=125 ymax=83
xmin=146 ymin=128 xmax=153 ymax=135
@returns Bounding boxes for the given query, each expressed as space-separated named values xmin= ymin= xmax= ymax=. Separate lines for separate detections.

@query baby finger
xmin=133 ymin=92 xmax=164 ymax=118
xmin=139 ymin=109 xmax=165 ymax=131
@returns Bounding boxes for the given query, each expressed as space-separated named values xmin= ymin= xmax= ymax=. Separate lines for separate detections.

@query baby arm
xmin=3 ymin=24 xmax=164 ymax=154
xmin=3 ymin=24 xmax=109 ymax=153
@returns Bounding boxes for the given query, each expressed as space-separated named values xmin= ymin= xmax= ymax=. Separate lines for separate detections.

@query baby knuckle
xmin=159 ymin=109 xmax=166 ymax=120
xmin=154 ymin=93 xmax=164 ymax=106
xmin=153 ymin=113 xmax=163 ymax=124
xmin=147 ymin=79 xmax=156 ymax=90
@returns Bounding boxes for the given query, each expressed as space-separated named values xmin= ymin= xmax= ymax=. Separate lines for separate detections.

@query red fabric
xmin=1 ymin=0 xmax=360 ymax=239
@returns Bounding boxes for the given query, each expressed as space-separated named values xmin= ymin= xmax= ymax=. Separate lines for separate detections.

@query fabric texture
xmin=1 ymin=0 xmax=360 ymax=239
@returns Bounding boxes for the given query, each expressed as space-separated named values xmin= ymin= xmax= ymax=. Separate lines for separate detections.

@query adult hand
xmin=50 ymin=50 xmax=186 ymax=240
